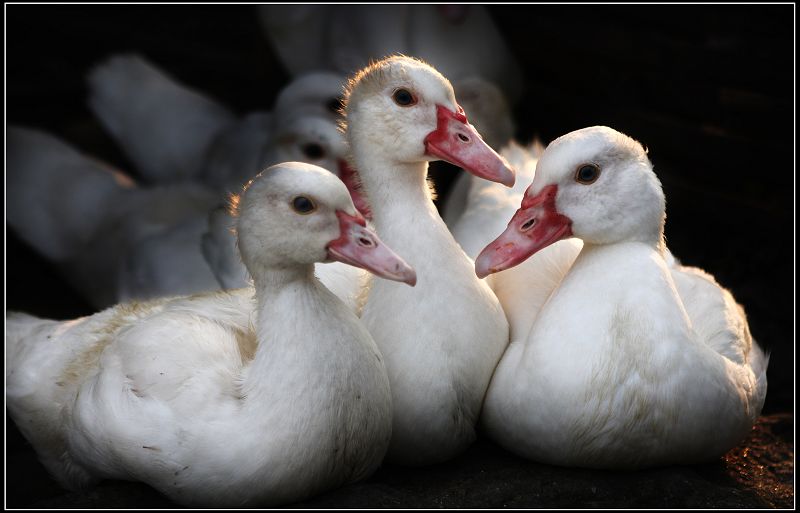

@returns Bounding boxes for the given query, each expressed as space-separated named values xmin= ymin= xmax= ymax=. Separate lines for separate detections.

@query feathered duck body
xmin=7 ymin=288 xmax=387 ymax=506
xmin=476 ymin=126 xmax=768 ymax=468
xmin=342 ymin=56 xmax=512 ymax=464
xmin=6 ymin=163 xmax=420 ymax=506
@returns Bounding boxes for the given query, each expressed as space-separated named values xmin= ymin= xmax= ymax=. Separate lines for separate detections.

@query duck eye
xmin=326 ymin=97 xmax=342 ymax=114
xmin=575 ymin=164 xmax=601 ymax=184
xmin=301 ymin=143 xmax=325 ymax=160
xmin=392 ymin=88 xmax=416 ymax=107
xmin=291 ymin=196 xmax=316 ymax=214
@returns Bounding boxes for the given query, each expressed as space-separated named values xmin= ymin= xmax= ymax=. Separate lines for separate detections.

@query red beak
xmin=424 ymin=104 xmax=515 ymax=187
xmin=337 ymin=159 xmax=373 ymax=220
xmin=327 ymin=211 xmax=417 ymax=286
xmin=475 ymin=184 xmax=572 ymax=278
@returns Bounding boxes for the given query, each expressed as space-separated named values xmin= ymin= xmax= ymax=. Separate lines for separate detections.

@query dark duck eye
xmin=291 ymin=196 xmax=316 ymax=214
xmin=392 ymin=88 xmax=416 ymax=106
xmin=575 ymin=164 xmax=601 ymax=184
xmin=301 ymin=143 xmax=325 ymax=160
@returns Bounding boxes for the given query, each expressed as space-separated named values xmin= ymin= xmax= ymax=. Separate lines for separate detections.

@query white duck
xmin=446 ymin=130 xmax=688 ymax=344
xmin=342 ymin=56 xmax=514 ymax=465
xmin=88 ymin=54 xmax=346 ymax=190
xmin=475 ymin=126 xmax=768 ymax=468
xmin=6 ymin=162 xmax=417 ymax=507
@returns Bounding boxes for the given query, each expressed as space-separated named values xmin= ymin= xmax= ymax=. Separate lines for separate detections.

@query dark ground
xmin=5 ymin=4 xmax=795 ymax=509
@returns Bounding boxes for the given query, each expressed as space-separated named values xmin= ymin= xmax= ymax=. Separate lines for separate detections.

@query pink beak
xmin=475 ymin=184 xmax=572 ymax=278
xmin=337 ymin=159 xmax=373 ymax=221
xmin=424 ymin=104 xmax=515 ymax=187
xmin=327 ymin=211 xmax=417 ymax=286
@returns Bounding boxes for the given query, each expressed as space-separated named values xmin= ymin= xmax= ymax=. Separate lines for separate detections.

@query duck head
xmin=234 ymin=162 xmax=416 ymax=285
xmin=475 ymin=126 xmax=666 ymax=277
xmin=342 ymin=55 xmax=515 ymax=187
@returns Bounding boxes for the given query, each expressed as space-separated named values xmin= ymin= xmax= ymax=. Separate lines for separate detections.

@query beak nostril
xmin=457 ymin=133 xmax=469 ymax=143
xmin=521 ymin=218 xmax=537 ymax=231
xmin=358 ymin=237 xmax=375 ymax=247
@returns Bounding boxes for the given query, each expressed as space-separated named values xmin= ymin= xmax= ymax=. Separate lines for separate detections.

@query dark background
xmin=5 ymin=4 xmax=794 ymax=508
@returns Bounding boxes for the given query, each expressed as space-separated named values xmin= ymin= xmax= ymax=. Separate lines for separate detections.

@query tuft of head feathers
xmin=227 ymin=190 xmax=242 ymax=217
xmin=341 ymin=54 xmax=447 ymax=126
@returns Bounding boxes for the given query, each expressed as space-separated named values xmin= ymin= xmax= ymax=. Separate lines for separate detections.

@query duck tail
xmin=748 ymin=335 xmax=770 ymax=417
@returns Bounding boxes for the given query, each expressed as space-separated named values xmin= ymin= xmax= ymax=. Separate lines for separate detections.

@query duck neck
xmin=241 ymin=264 xmax=324 ymax=398
xmin=252 ymin=265 xmax=316 ymax=292
xmin=567 ymin=238 xmax=668 ymax=294
xmin=581 ymin=223 xmax=667 ymax=259
xmin=351 ymin=146 xmax=441 ymax=239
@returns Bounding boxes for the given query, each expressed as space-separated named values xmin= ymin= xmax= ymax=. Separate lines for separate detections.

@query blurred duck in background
xmin=88 ymin=54 xmax=347 ymax=192
xmin=7 ymin=126 xmax=221 ymax=308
